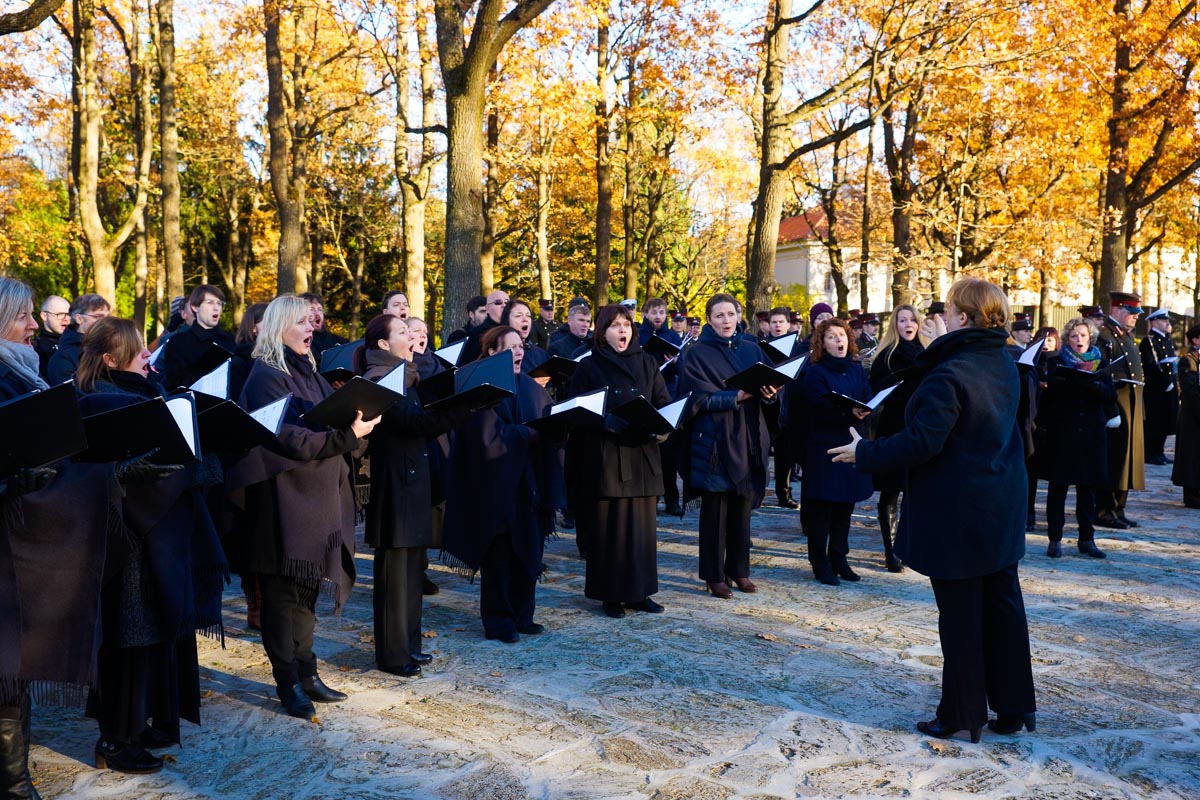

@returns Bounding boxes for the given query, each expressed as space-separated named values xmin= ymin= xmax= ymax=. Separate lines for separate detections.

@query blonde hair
xmin=876 ymin=304 xmax=930 ymax=367
xmin=1061 ymin=317 xmax=1097 ymax=346
xmin=945 ymin=277 xmax=1010 ymax=329
xmin=0 ymin=277 xmax=35 ymax=341
xmin=253 ymin=295 xmax=315 ymax=375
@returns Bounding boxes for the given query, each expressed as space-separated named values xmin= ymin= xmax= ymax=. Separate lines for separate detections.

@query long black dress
xmin=868 ymin=338 xmax=924 ymax=569
xmin=79 ymin=372 xmax=227 ymax=748
xmin=1172 ymin=348 xmax=1200 ymax=507
xmin=442 ymin=373 xmax=565 ymax=639
xmin=565 ymin=339 xmax=672 ymax=604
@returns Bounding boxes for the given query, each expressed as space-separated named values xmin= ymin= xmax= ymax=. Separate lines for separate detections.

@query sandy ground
xmin=27 ymin=444 xmax=1200 ymax=799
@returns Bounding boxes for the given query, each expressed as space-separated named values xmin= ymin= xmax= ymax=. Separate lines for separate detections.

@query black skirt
xmin=580 ymin=496 xmax=659 ymax=602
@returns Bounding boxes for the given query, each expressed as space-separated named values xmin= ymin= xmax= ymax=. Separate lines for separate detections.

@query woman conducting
xmin=565 ymin=304 xmax=673 ymax=618
xmin=676 ymin=293 xmax=775 ymax=599
xmin=830 ymin=277 xmax=1036 ymax=743
xmin=355 ymin=314 xmax=467 ymax=676
xmin=226 ymin=295 xmax=379 ymax=719
xmin=442 ymin=325 xmax=565 ymax=643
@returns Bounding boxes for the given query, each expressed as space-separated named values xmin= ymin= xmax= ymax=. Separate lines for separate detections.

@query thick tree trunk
xmin=481 ymin=91 xmax=499 ymax=293
xmin=402 ymin=184 xmax=427 ymax=316
xmin=594 ymin=17 xmax=612 ymax=308
xmin=156 ymin=0 xmax=183 ymax=304
xmin=264 ymin=0 xmax=305 ymax=295
xmin=134 ymin=215 xmax=148 ymax=329
xmin=746 ymin=0 xmax=793 ymax=320
xmin=352 ymin=246 xmax=365 ymax=338
xmin=441 ymin=86 xmax=488 ymax=338
xmin=536 ymin=161 xmax=552 ymax=302
xmin=1099 ymin=0 xmax=1131 ymax=296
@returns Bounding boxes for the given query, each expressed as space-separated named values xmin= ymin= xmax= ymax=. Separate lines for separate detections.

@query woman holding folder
xmin=76 ymin=317 xmax=228 ymax=773
xmin=226 ymin=295 xmax=379 ymax=719
xmin=355 ymin=314 xmax=468 ymax=676
xmin=676 ymin=293 xmax=775 ymax=599
xmin=798 ymin=318 xmax=874 ymax=585
xmin=565 ymin=304 xmax=673 ymax=618
xmin=0 ymin=277 xmax=117 ymax=795
xmin=442 ymin=325 xmax=566 ymax=643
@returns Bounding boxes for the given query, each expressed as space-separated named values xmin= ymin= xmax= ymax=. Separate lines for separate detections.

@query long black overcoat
xmin=855 ymin=327 xmax=1027 ymax=580
xmin=1034 ymin=353 xmax=1118 ymax=487
xmin=1172 ymin=350 xmax=1200 ymax=489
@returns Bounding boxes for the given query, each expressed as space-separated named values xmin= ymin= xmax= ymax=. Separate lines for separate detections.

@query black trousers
xmin=1026 ymin=470 xmax=1038 ymax=525
xmin=928 ymin=563 xmax=1036 ymax=731
xmin=1097 ymin=489 xmax=1129 ymax=517
xmin=800 ymin=497 xmax=852 ymax=568
xmin=259 ymin=574 xmax=318 ymax=687
xmin=1046 ymin=483 xmax=1096 ymax=543
xmin=660 ymin=438 xmax=680 ymax=507
xmin=698 ymin=491 xmax=752 ymax=583
xmin=479 ymin=533 xmax=536 ymax=638
xmin=774 ymin=437 xmax=795 ymax=498
xmin=1185 ymin=487 xmax=1200 ymax=508
xmin=373 ymin=546 xmax=424 ymax=668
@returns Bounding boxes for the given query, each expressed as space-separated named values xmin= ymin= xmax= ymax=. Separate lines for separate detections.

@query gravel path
xmin=29 ymin=446 xmax=1200 ymax=799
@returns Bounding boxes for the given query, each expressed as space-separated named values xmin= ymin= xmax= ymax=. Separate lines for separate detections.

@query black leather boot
xmin=299 ymin=674 xmax=347 ymax=704
xmin=1 ymin=707 xmax=40 ymax=799
xmin=879 ymin=501 xmax=904 ymax=572
xmin=276 ymin=683 xmax=317 ymax=719
xmin=94 ymin=738 xmax=163 ymax=774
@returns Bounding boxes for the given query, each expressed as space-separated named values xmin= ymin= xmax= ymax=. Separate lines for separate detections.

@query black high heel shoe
xmin=916 ymin=718 xmax=982 ymax=743
xmin=987 ymin=712 xmax=1036 ymax=734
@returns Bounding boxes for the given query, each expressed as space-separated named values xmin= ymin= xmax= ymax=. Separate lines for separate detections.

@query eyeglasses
xmin=82 ymin=312 xmax=109 ymax=320
xmin=200 ymin=299 xmax=225 ymax=308
xmin=44 ymin=311 xmax=70 ymax=320
xmin=490 ymin=300 xmax=508 ymax=306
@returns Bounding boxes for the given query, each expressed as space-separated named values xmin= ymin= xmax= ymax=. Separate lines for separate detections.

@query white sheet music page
xmin=776 ymin=355 xmax=807 ymax=380
xmin=767 ymin=332 xmax=797 ymax=357
xmin=376 ymin=362 xmax=407 ymax=395
xmin=165 ymin=396 xmax=197 ymax=456
xmin=190 ymin=361 xmax=230 ymax=399
xmin=434 ymin=340 xmax=466 ymax=367
xmin=550 ymin=387 xmax=606 ymax=416
xmin=148 ymin=340 xmax=167 ymax=367
xmin=867 ymin=382 xmax=902 ymax=410
xmin=249 ymin=394 xmax=291 ymax=434
xmin=658 ymin=394 xmax=690 ymax=429
xmin=1018 ymin=338 xmax=1046 ymax=367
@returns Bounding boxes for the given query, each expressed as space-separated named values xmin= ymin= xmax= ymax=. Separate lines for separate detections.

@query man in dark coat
xmin=855 ymin=313 xmax=880 ymax=354
xmin=548 ymin=301 xmax=593 ymax=358
xmin=459 ymin=289 xmax=508 ymax=363
xmin=1095 ymin=291 xmax=1146 ymax=528
xmin=1140 ymin=307 xmax=1177 ymax=466
xmin=33 ymin=295 xmax=70 ymax=380
xmin=302 ymin=292 xmax=347 ymax=367
xmin=47 ymin=293 xmax=111 ymax=384
xmin=446 ymin=295 xmax=488 ymax=344
xmin=159 ymin=285 xmax=235 ymax=390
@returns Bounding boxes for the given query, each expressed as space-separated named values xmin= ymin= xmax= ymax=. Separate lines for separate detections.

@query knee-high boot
xmin=1 ymin=696 xmax=40 ymax=800
xmin=879 ymin=497 xmax=903 ymax=572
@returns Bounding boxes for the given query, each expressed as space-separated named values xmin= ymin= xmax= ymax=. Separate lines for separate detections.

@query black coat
xmin=548 ymin=328 xmax=592 ymax=359
xmin=564 ymin=341 xmax=672 ymax=500
xmin=1172 ymin=350 xmax=1200 ymax=489
xmin=868 ymin=338 xmax=925 ymax=493
xmin=362 ymin=353 xmax=466 ymax=550
xmin=33 ymin=331 xmax=61 ymax=381
xmin=160 ymin=324 xmax=236 ymax=389
xmin=0 ymin=361 xmax=32 ymax=402
xmin=442 ymin=373 xmax=565 ymax=577
xmin=46 ymin=326 xmax=83 ymax=385
xmin=798 ymin=356 xmax=874 ymax=504
xmin=855 ymin=327 xmax=1027 ymax=580
xmin=228 ymin=342 xmax=256 ymax=403
xmin=1035 ymin=351 xmax=1118 ymax=486
xmin=312 ymin=329 xmax=348 ymax=367
xmin=675 ymin=325 xmax=772 ymax=504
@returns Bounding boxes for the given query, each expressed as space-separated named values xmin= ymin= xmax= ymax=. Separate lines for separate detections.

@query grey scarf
xmin=0 ymin=340 xmax=49 ymax=391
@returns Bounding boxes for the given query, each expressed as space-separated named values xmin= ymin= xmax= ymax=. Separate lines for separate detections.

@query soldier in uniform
xmin=1140 ymin=307 xmax=1177 ymax=466
xmin=854 ymin=313 xmax=880 ymax=356
xmin=1011 ymin=313 xmax=1033 ymax=348
xmin=1095 ymin=291 xmax=1146 ymax=529
xmin=531 ymin=299 xmax=556 ymax=350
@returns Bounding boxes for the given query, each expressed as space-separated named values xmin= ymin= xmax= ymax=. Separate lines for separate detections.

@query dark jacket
xmin=548 ymin=328 xmax=592 ymax=359
xmin=226 ymin=348 xmax=360 ymax=605
xmin=564 ymin=339 xmax=672 ymax=500
xmin=312 ymin=329 xmax=349 ymax=367
xmin=675 ymin=325 xmax=772 ymax=504
xmin=361 ymin=352 xmax=466 ymax=550
xmin=0 ymin=361 xmax=33 ymax=402
xmin=228 ymin=341 xmax=256 ymax=403
xmin=1172 ymin=349 xmax=1200 ymax=490
xmin=855 ymin=327 xmax=1027 ymax=580
xmin=799 ymin=355 xmax=874 ymax=504
xmin=1035 ymin=350 xmax=1117 ymax=487
xmin=46 ymin=326 xmax=83 ymax=385
xmin=868 ymin=338 xmax=925 ymax=493
xmin=33 ymin=331 xmax=61 ymax=381
xmin=459 ymin=317 xmax=498 ymax=364
xmin=160 ymin=323 xmax=236 ymax=390
xmin=442 ymin=373 xmax=566 ymax=577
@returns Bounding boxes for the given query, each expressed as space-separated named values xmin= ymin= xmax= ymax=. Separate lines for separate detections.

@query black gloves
xmin=0 ymin=467 xmax=58 ymax=500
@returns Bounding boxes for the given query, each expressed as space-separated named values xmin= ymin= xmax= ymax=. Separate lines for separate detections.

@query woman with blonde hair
xmin=867 ymin=304 xmax=929 ymax=572
xmin=830 ymin=276 xmax=1036 ymax=743
xmin=226 ymin=295 xmax=379 ymax=719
